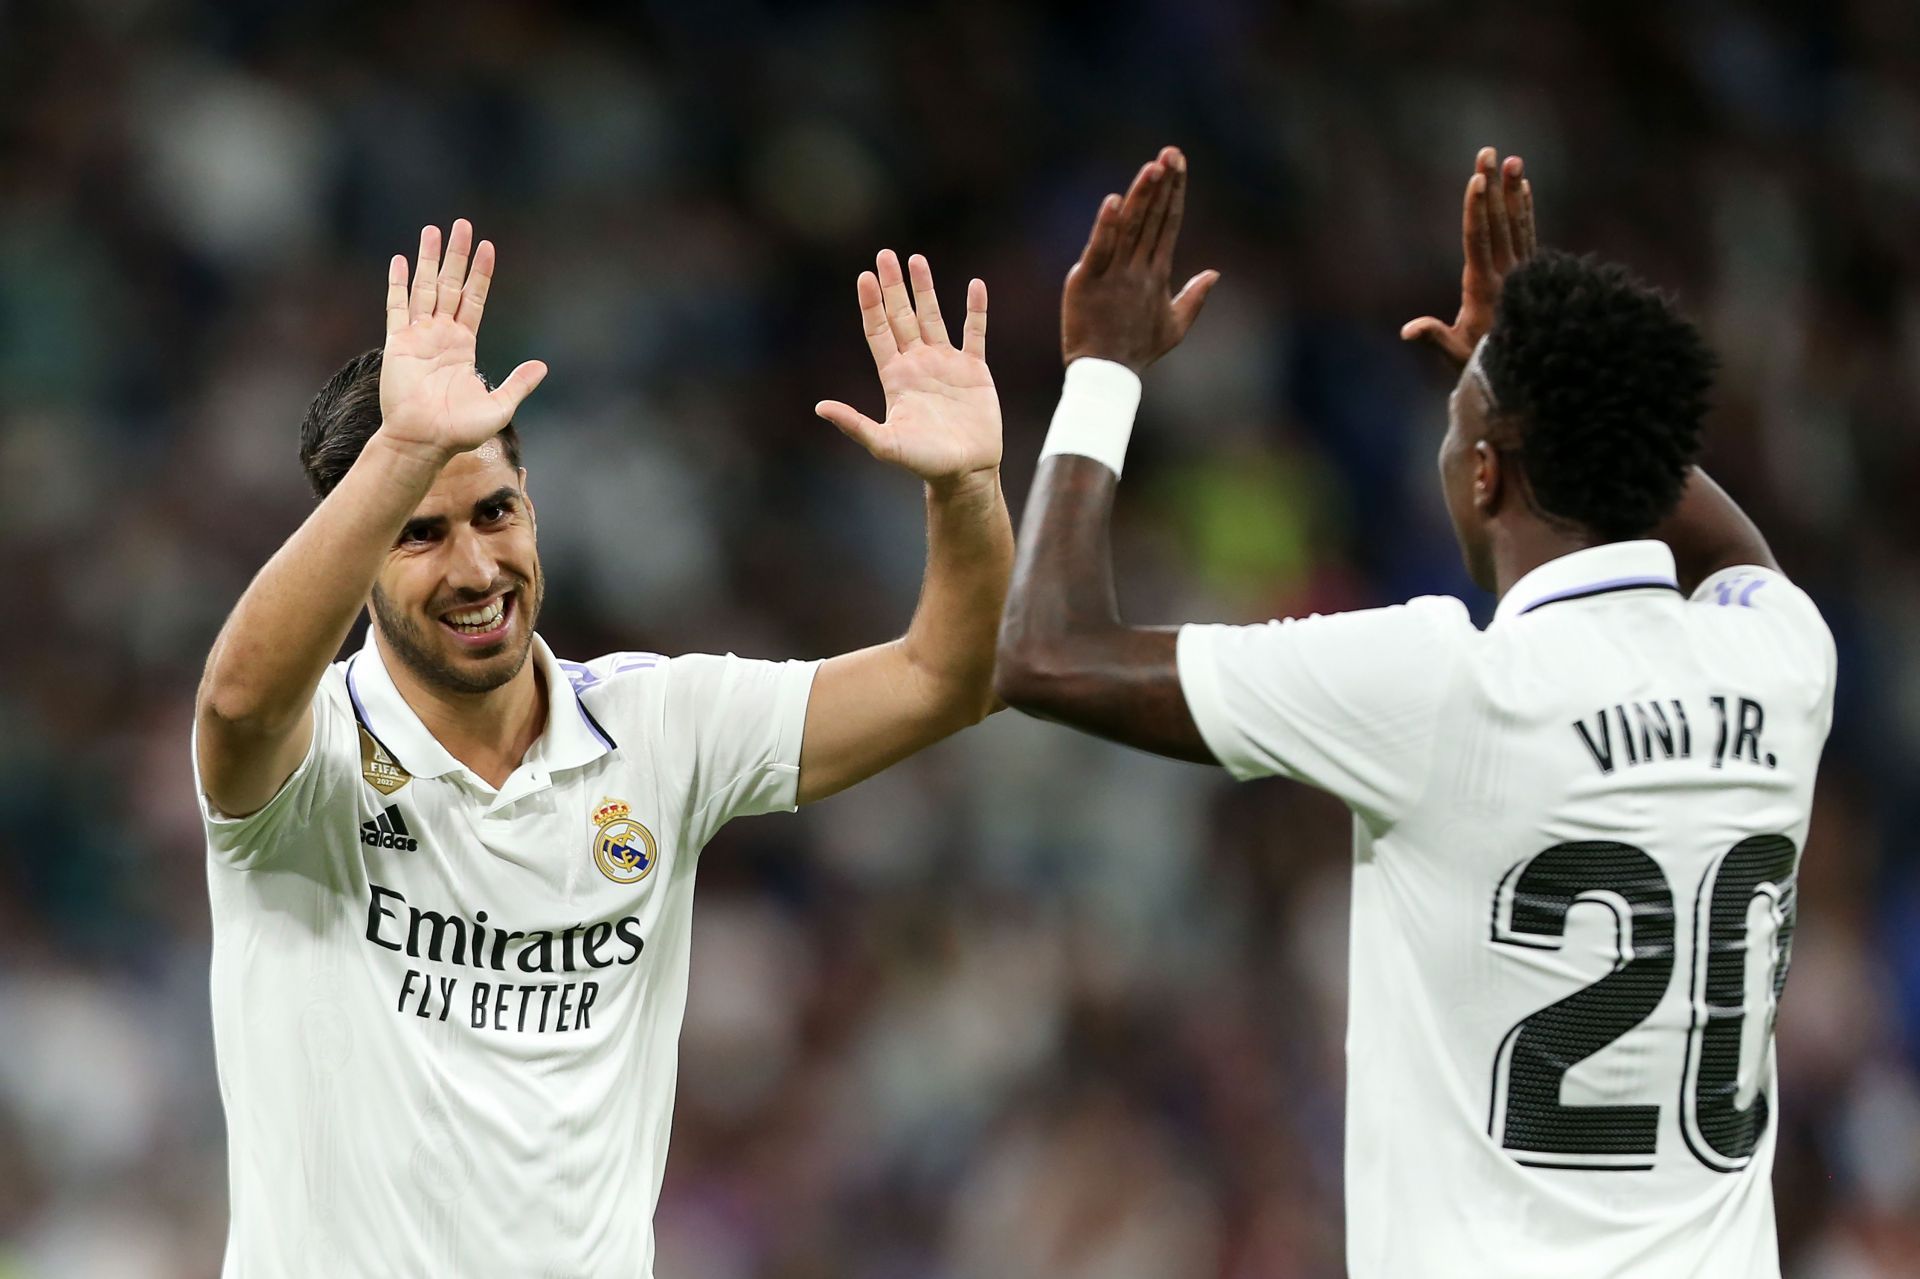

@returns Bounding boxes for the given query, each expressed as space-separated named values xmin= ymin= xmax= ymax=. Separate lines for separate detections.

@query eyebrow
xmin=399 ymin=487 xmax=523 ymax=538
xmin=472 ymin=486 xmax=521 ymax=516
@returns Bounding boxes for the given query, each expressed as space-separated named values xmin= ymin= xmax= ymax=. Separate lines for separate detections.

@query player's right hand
xmin=376 ymin=219 xmax=548 ymax=461
xmin=1401 ymin=148 xmax=1536 ymax=367
xmin=1061 ymin=146 xmax=1220 ymax=375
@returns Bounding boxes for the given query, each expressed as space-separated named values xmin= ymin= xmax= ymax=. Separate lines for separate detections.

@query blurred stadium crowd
xmin=4 ymin=0 xmax=1919 ymax=1275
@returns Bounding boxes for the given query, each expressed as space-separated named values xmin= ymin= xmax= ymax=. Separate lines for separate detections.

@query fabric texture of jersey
xmin=195 ymin=630 xmax=818 ymax=1278
xmin=1177 ymin=541 xmax=1835 ymax=1279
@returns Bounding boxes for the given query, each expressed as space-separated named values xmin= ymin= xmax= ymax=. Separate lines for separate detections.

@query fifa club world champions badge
xmin=359 ymin=727 xmax=411 ymax=795
xmin=592 ymin=798 xmax=658 ymax=884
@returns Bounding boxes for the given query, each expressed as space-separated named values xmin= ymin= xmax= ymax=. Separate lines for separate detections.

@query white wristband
xmin=1039 ymin=358 xmax=1142 ymax=478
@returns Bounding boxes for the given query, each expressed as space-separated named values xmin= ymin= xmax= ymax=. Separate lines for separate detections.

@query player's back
xmin=1348 ymin=560 xmax=1834 ymax=1277
xmin=1179 ymin=543 xmax=1836 ymax=1278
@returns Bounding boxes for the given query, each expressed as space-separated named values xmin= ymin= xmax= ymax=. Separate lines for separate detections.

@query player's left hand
xmin=1061 ymin=146 xmax=1220 ymax=374
xmin=815 ymin=250 xmax=1000 ymax=493
xmin=1401 ymin=147 xmax=1537 ymax=366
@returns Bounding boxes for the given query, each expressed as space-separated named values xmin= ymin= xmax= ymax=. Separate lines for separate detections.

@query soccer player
xmin=995 ymin=147 xmax=1835 ymax=1277
xmin=193 ymin=221 xmax=1010 ymax=1275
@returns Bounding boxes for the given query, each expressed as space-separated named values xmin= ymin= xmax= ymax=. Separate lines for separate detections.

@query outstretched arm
xmin=994 ymin=147 xmax=1222 ymax=764
xmin=796 ymin=251 xmax=1014 ymax=804
xmin=196 ymin=221 xmax=546 ymax=817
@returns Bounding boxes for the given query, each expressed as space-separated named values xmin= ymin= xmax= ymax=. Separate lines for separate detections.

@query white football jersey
xmin=195 ymin=630 xmax=817 ymax=1277
xmin=1177 ymin=540 xmax=1835 ymax=1279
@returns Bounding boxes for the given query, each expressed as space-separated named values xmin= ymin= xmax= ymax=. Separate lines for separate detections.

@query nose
xmin=444 ymin=527 xmax=499 ymax=596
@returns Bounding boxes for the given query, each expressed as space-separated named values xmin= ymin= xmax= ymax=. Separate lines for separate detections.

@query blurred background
xmin=3 ymin=0 xmax=1918 ymax=1275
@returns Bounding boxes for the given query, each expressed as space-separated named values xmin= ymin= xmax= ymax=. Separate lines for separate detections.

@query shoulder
xmin=1690 ymin=564 xmax=1825 ymax=623
xmin=315 ymin=658 xmax=353 ymax=711
xmin=1688 ymin=563 xmax=1835 ymax=696
xmin=552 ymin=650 xmax=672 ymax=737
xmin=1176 ymin=595 xmax=1476 ymax=801
xmin=1185 ymin=593 xmax=1476 ymax=661
xmin=559 ymin=649 xmax=816 ymax=727
xmin=1688 ymin=564 xmax=1832 ymax=656
xmin=1292 ymin=593 xmax=1476 ymax=636
xmin=1178 ymin=593 xmax=1477 ymax=713
xmin=1369 ymin=592 xmax=1476 ymax=636
xmin=292 ymin=659 xmax=362 ymax=769
xmin=283 ymin=658 xmax=356 ymax=746
xmin=197 ymin=659 xmax=361 ymax=866
xmin=555 ymin=650 xmax=671 ymax=696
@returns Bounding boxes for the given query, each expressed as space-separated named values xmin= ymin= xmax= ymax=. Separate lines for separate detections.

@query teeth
xmin=445 ymin=598 xmax=505 ymax=629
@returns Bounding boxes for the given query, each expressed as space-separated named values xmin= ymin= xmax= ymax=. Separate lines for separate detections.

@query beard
xmin=370 ymin=568 xmax=544 ymax=696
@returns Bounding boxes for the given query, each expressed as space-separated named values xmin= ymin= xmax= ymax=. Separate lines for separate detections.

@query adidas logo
xmin=360 ymin=805 xmax=420 ymax=852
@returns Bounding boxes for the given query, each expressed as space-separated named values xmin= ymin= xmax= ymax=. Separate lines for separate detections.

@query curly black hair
xmin=1479 ymin=250 xmax=1714 ymax=542
xmin=298 ymin=348 xmax=520 ymax=499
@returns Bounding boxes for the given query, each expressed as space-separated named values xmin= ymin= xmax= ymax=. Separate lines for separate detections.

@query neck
xmin=1488 ymin=519 xmax=1598 ymax=603
xmin=376 ymin=633 xmax=547 ymax=788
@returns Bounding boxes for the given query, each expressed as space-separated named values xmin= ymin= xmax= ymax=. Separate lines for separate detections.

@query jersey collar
xmin=1491 ymin=539 xmax=1682 ymax=627
xmin=345 ymin=629 xmax=618 ymax=785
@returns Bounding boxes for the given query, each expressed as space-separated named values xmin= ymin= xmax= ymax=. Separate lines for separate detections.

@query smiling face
xmin=369 ymin=442 xmax=543 ymax=695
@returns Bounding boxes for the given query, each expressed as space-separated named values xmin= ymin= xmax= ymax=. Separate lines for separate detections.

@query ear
xmin=518 ymin=467 xmax=535 ymax=529
xmin=1472 ymin=440 xmax=1505 ymax=516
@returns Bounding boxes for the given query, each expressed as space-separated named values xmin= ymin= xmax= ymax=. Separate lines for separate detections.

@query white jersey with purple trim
xmin=194 ymin=629 xmax=817 ymax=1278
xmin=1176 ymin=540 xmax=1835 ymax=1279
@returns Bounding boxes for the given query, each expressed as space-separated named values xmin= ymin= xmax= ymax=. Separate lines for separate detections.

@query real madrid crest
xmin=592 ymin=798 xmax=658 ymax=885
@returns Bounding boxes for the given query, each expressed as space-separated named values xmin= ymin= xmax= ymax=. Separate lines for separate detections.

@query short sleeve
xmin=665 ymin=654 xmax=820 ymax=841
xmin=1690 ymin=564 xmax=1837 ymax=713
xmin=1177 ymin=596 xmax=1474 ymax=826
xmin=194 ymin=679 xmax=359 ymax=871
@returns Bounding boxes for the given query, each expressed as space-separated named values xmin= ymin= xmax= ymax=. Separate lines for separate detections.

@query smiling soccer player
xmin=193 ymin=221 xmax=1009 ymax=1276
xmin=995 ymin=148 xmax=1835 ymax=1278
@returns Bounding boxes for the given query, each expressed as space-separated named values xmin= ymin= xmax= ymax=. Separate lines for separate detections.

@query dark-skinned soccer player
xmin=996 ymin=147 xmax=1832 ymax=1279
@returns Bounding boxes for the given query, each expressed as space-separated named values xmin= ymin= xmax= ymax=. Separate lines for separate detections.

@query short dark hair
xmin=298 ymin=348 xmax=521 ymax=499
xmin=1480 ymin=251 xmax=1714 ymax=542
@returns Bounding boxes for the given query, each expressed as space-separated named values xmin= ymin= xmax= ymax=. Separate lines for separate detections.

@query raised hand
xmin=815 ymin=250 xmax=1000 ymax=492
xmin=1401 ymin=148 xmax=1537 ymax=367
xmin=1061 ymin=146 xmax=1220 ymax=374
xmin=377 ymin=219 xmax=548 ymax=460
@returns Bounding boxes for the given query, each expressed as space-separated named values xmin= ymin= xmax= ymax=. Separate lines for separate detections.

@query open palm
xmin=1401 ymin=149 xmax=1536 ymax=366
xmin=816 ymin=251 xmax=1000 ymax=488
xmin=378 ymin=219 xmax=547 ymax=458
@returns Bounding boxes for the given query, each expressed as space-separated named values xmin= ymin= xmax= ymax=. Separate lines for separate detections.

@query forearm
xmin=794 ymin=470 xmax=1011 ymax=805
xmin=1655 ymin=467 xmax=1777 ymax=594
xmin=992 ymin=147 xmax=1216 ymax=762
xmin=999 ymin=453 xmax=1123 ymax=656
xmin=199 ymin=433 xmax=446 ymax=730
xmin=899 ymin=471 xmax=1014 ymax=722
xmin=995 ymin=455 xmax=1205 ymax=761
xmin=994 ymin=358 xmax=1138 ymax=667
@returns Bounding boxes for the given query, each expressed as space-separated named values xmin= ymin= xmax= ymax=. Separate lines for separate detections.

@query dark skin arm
xmin=998 ymin=455 xmax=1208 ymax=760
xmin=994 ymin=147 xmax=1221 ymax=764
xmin=1653 ymin=468 xmax=1779 ymax=593
xmin=1402 ymin=148 xmax=1778 ymax=594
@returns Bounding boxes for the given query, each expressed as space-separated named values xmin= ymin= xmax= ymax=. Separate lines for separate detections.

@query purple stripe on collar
xmin=345 ymin=654 xmax=406 ymax=765
xmin=346 ymin=654 xmax=373 ymax=729
xmin=349 ymin=644 xmax=618 ymax=764
xmin=1518 ymin=575 xmax=1681 ymax=616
